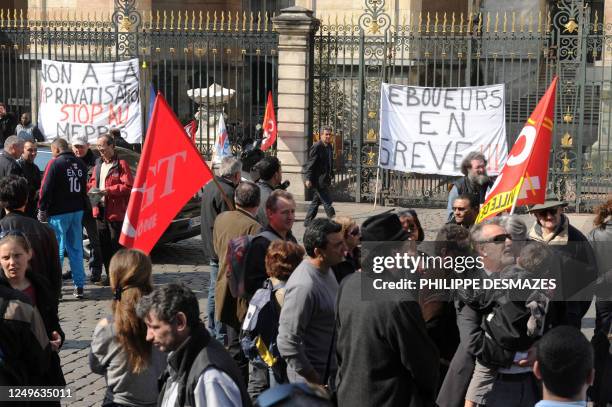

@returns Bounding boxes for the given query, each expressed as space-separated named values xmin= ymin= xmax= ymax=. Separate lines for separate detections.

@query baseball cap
xmin=71 ymin=135 xmax=89 ymax=146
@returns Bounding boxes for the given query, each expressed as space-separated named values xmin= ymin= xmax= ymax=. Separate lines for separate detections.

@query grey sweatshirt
xmin=89 ymin=317 xmax=167 ymax=407
xmin=277 ymin=259 xmax=339 ymax=380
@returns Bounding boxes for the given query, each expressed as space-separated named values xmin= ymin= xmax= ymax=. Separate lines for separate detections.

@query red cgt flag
xmin=476 ymin=76 xmax=558 ymax=223
xmin=119 ymin=93 xmax=214 ymax=253
xmin=261 ymin=91 xmax=277 ymax=151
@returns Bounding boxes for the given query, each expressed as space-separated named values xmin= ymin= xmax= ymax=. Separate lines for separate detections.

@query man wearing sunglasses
xmin=528 ymin=194 xmax=597 ymax=328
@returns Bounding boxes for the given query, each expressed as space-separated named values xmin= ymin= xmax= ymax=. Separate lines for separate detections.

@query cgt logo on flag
xmin=261 ymin=90 xmax=277 ymax=151
xmin=476 ymin=77 xmax=558 ymax=223
xmin=119 ymin=93 xmax=214 ymax=253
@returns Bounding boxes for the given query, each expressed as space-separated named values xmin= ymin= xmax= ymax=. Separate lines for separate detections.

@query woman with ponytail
xmin=89 ymin=249 xmax=166 ymax=407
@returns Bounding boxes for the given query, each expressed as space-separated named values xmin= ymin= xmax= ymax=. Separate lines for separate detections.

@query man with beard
xmin=437 ymin=218 xmax=516 ymax=407
xmin=527 ymin=193 xmax=597 ymax=328
xmin=447 ymin=152 xmax=493 ymax=221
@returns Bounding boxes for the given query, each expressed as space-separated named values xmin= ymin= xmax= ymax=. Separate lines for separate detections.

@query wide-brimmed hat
xmin=361 ymin=213 xmax=409 ymax=242
xmin=527 ymin=189 xmax=568 ymax=213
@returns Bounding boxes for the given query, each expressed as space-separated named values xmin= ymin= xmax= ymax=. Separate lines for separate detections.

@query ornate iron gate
xmin=0 ymin=0 xmax=279 ymax=157
xmin=313 ymin=0 xmax=612 ymax=210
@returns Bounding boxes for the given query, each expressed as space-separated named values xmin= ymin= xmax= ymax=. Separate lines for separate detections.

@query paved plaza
xmin=57 ymin=204 xmax=598 ymax=406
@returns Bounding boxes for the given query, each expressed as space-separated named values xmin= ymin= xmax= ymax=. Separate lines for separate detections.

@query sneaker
xmin=62 ymin=270 xmax=72 ymax=280
xmin=73 ymin=287 xmax=84 ymax=299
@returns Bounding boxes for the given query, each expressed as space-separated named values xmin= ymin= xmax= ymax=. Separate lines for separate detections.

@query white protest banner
xmin=38 ymin=58 xmax=142 ymax=143
xmin=378 ymin=83 xmax=507 ymax=176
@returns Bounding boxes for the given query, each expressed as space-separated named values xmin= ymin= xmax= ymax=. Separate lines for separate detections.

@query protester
xmin=421 ymin=225 xmax=468 ymax=389
xmin=0 ymin=232 xmax=65 ymax=388
xmin=447 ymin=194 xmax=478 ymax=229
xmin=201 ymin=156 xmax=240 ymax=341
xmin=0 ymin=283 xmax=52 ymax=385
xmin=71 ymin=134 xmax=104 ymax=284
xmin=89 ymin=249 xmax=167 ymax=407
xmin=533 ymin=326 xmax=594 ymax=407
xmin=331 ymin=215 xmax=361 ymax=283
xmin=587 ymin=197 xmax=612 ymax=405
xmin=213 ymin=181 xmax=262 ymax=381
xmin=335 ymin=212 xmax=440 ymax=406
xmin=437 ymin=218 xmax=515 ymax=407
xmin=136 ymin=283 xmax=249 ymax=406
xmin=240 ymin=144 xmax=264 ymax=182
xmin=528 ymin=192 xmax=597 ymax=327
xmin=245 ymin=190 xmax=297 ymax=298
xmin=14 ymin=112 xmax=44 ymax=142
xmin=39 ymin=137 xmax=88 ymax=299
xmin=88 ymin=134 xmax=134 ymax=283
xmin=255 ymin=156 xmax=282 ymax=227
xmin=0 ymin=175 xmax=62 ymax=300
xmin=397 ymin=208 xmax=425 ymax=241
xmin=464 ymin=241 xmax=555 ymax=407
xmin=0 ymin=102 xmax=17 ymax=146
xmin=277 ymin=218 xmax=345 ymax=385
xmin=500 ymin=214 xmax=530 ymax=258
xmin=243 ymin=240 xmax=305 ymax=399
xmin=304 ymin=126 xmax=336 ymax=227
xmin=446 ymin=152 xmax=492 ymax=220
xmin=0 ymin=135 xmax=25 ymax=179
xmin=17 ymin=140 xmax=41 ymax=218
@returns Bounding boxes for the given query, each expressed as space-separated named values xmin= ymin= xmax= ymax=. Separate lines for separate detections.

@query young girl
xmin=0 ymin=232 xmax=65 ymax=387
xmin=89 ymin=249 xmax=166 ymax=407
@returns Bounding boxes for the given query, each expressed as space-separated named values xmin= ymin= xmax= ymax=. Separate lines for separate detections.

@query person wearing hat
xmin=65 ymin=135 xmax=105 ymax=285
xmin=527 ymin=192 xmax=597 ymax=328
xmin=335 ymin=212 xmax=439 ymax=407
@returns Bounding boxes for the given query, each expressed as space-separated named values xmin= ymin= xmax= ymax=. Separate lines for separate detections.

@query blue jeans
xmin=49 ymin=211 xmax=85 ymax=288
xmin=207 ymin=260 xmax=226 ymax=342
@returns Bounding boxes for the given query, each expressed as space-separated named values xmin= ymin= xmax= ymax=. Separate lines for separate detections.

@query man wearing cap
xmin=335 ymin=212 xmax=439 ymax=406
xmin=528 ymin=193 xmax=597 ymax=328
xmin=71 ymin=135 xmax=104 ymax=284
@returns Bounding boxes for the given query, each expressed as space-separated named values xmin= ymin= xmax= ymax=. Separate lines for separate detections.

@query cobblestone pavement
xmin=57 ymin=205 xmax=597 ymax=406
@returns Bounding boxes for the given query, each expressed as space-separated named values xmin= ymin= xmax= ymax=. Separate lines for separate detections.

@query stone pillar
xmin=273 ymin=7 xmax=320 ymax=201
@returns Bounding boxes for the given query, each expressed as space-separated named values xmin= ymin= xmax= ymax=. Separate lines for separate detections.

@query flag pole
xmin=373 ymin=167 xmax=381 ymax=209
xmin=509 ymin=177 xmax=526 ymax=216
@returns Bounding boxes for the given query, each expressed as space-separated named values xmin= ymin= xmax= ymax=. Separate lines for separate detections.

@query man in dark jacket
xmin=304 ymin=126 xmax=335 ymax=227
xmin=136 ymin=283 xmax=249 ymax=407
xmin=0 ymin=284 xmax=52 ymax=386
xmin=0 ymin=136 xmax=24 ymax=179
xmin=201 ymin=156 xmax=240 ymax=340
xmin=71 ymin=134 xmax=104 ymax=283
xmin=0 ymin=102 xmax=17 ymax=147
xmin=17 ymin=140 xmax=41 ymax=218
xmin=254 ymin=156 xmax=282 ymax=227
xmin=245 ymin=189 xmax=297 ymax=297
xmin=528 ymin=194 xmax=597 ymax=328
xmin=335 ymin=213 xmax=439 ymax=406
xmin=446 ymin=152 xmax=493 ymax=221
xmin=447 ymin=194 xmax=479 ymax=229
xmin=0 ymin=175 xmax=62 ymax=300
xmin=39 ymin=137 xmax=88 ymax=299
xmin=88 ymin=134 xmax=133 ymax=283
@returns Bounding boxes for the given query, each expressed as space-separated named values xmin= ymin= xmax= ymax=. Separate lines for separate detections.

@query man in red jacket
xmin=88 ymin=134 xmax=133 ymax=284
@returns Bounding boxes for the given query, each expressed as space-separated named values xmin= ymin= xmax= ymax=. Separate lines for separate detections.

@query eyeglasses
xmin=0 ymin=229 xmax=27 ymax=240
xmin=535 ymin=208 xmax=558 ymax=217
xmin=481 ymin=233 xmax=512 ymax=243
xmin=349 ymin=227 xmax=360 ymax=236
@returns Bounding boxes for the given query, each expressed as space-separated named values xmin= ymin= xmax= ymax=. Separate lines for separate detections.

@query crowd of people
xmin=0 ymin=115 xmax=608 ymax=407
